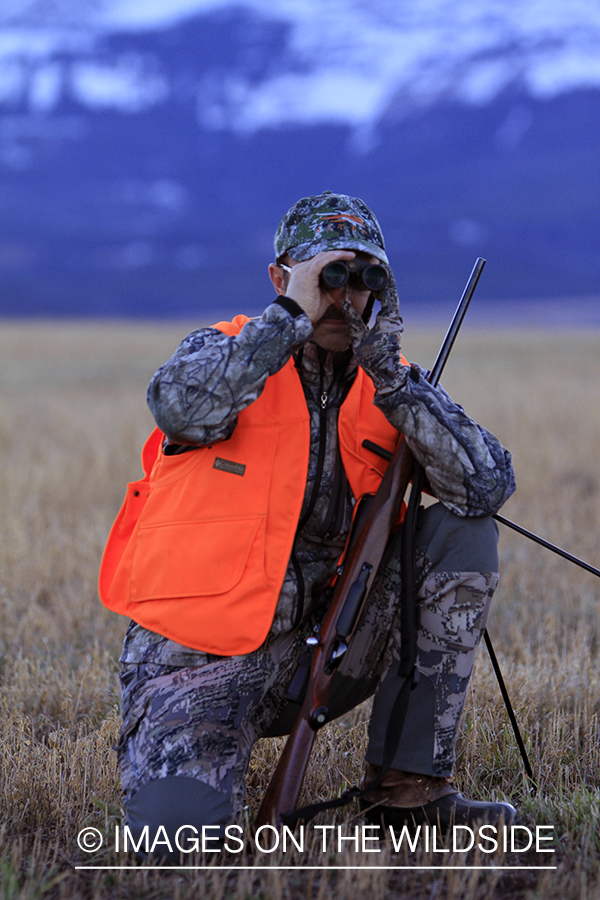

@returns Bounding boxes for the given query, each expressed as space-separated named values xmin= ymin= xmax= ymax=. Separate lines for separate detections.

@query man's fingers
xmin=316 ymin=249 xmax=356 ymax=264
xmin=341 ymin=296 xmax=366 ymax=330
xmin=374 ymin=272 xmax=401 ymax=319
xmin=341 ymin=298 xmax=370 ymax=348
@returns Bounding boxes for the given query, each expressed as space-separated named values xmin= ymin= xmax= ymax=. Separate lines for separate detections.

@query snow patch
xmin=70 ymin=55 xmax=169 ymax=112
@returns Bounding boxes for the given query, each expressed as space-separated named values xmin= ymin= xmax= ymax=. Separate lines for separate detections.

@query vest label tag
xmin=213 ymin=457 xmax=246 ymax=477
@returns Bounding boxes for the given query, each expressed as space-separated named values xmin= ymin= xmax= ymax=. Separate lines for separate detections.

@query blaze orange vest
xmin=99 ymin=315 xmax=400 ymax=655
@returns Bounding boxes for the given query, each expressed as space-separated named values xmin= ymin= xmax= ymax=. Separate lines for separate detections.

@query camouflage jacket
xmin=120 ymin=298 xmax=515 ymax=665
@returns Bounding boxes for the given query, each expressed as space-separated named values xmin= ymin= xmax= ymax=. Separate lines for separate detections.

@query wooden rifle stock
xmin=256 ymin=258 xmax=486 ymax=828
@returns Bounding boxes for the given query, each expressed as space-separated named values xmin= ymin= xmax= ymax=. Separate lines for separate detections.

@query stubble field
xmin=0 ymin=318 xmax=599 ymax=900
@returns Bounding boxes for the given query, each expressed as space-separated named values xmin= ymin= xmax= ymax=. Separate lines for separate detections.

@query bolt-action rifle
xmin=256 ymin=258 xmax=487 ymax=828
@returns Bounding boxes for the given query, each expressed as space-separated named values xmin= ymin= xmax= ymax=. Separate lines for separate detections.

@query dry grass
xmin=0 ymin=319 xmax=599 ymax=899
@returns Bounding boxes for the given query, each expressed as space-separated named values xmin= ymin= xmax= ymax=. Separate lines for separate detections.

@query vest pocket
xmin=129 ymin=517 xmax=264 ymax=601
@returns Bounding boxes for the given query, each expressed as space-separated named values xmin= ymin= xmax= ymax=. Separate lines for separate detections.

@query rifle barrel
xmin=429 ymin=257 xmax=485 ymax=386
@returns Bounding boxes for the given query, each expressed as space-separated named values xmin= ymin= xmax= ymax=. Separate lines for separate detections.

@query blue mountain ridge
xmin=0 ymin=9 xmax=598 ymax=317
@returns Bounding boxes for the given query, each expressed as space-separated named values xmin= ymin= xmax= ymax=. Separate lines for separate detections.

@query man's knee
xmin=417 ymin=503 xmax=499 ymax=574
xmin=124 ymin=776 xmax=233 ymax=860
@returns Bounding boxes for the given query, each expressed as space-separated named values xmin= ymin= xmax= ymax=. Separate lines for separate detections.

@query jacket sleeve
xmin=147 ymin=300 xmax=314 ymax=446
xmin=373 ymin=364 xmax=516 ymax=517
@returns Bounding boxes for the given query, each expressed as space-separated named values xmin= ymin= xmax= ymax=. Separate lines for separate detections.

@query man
xmin=100 ymin=191 xmax=517 ymax=850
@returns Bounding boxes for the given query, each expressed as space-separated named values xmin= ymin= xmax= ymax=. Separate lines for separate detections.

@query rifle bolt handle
xmin=306 ymin=636 xmax=319 ymax=646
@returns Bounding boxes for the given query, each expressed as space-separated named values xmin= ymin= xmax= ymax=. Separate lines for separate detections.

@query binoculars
xmin=319 ymin=258 xmax=389 ymax=293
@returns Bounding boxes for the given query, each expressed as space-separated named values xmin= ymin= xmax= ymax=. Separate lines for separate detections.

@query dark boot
xmin=361 ymin=763 xmax=517 ymax=831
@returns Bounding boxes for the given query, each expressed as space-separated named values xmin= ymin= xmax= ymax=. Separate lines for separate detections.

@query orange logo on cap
xmin=317 ymin=213 xmax=367 ymax=234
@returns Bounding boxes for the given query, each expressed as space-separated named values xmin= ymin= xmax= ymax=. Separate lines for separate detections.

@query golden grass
xmin=0 ymin=319 xmax=599 ymax=899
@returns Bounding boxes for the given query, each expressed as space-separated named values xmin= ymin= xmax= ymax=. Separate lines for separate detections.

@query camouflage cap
xmin=274 ymin=190 xmax=389 ymax=264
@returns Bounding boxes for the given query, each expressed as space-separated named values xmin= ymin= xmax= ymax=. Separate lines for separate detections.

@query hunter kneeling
xmin=99 ymin=191 xmax=517 ymax=856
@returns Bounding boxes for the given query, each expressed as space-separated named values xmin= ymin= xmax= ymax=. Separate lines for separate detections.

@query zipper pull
xmin=320 ymin=391 xmax=328 ymax=409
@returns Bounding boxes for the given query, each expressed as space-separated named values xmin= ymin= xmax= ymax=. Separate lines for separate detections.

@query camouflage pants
xmin=118 ymin=504 xmax=498 ymax=836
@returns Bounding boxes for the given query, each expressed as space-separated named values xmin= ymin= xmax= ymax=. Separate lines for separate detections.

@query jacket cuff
xmin=274 ymin=295 xmax=305 ymax=319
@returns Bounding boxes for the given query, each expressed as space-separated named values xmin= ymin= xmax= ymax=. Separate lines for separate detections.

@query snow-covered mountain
xmin=4 ymin=0 xmax=600 ymax=128
xmin=1 ymin=0 xmax=599 ymax=315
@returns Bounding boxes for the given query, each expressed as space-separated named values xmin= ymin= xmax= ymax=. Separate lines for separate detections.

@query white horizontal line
xmin=74 ymin=865 xmax=558 ymax=871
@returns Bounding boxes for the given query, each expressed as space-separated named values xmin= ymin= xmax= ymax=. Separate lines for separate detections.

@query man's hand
xmin=341 ymin=271 xmax=406 ymax=392
xmin=285 ymin=250 xmax=357 ymax=323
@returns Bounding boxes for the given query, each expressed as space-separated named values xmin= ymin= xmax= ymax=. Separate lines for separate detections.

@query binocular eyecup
xmin=319 ymin=259 xmax=389 ymax=293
